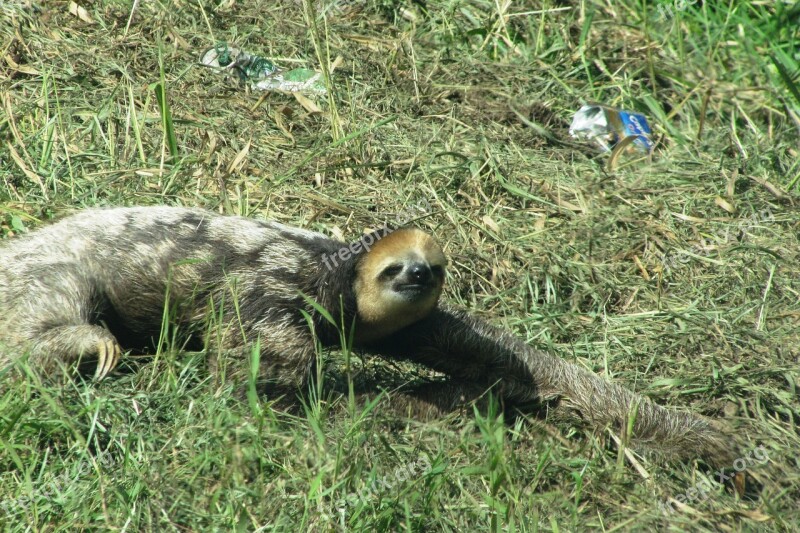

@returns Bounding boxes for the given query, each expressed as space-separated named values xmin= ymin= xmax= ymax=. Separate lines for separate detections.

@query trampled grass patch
xmin=1 ymin=0 xmax=798 ymax=530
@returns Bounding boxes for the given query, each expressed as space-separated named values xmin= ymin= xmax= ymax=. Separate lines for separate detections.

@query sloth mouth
xmin=394 ymin=282 xmax=435 ymax=297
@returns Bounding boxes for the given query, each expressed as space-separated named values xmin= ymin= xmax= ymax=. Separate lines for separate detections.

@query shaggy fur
xmin=0 ymin=206 xmax=740 ymax=472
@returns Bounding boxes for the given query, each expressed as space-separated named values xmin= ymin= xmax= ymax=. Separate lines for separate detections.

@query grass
xmin=1 ymin=0 xmax=799 ymax=530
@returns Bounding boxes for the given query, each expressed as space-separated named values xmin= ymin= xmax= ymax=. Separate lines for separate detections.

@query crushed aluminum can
xmin=199 ymin=42 xmax=327 ymax=95
xmin=569 ymin=103 xmax=653 ymax=153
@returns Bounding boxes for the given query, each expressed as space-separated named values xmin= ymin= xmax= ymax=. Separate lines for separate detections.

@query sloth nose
xmin=408 ymin=263 xmax=432 ymax=284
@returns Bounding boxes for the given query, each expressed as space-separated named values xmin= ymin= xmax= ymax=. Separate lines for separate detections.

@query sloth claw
xmin=93 ymin=339 xmax=122 ymax=380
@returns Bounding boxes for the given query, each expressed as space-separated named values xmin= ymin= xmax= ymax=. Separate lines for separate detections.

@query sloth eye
xmin=380 ymin=264 xmax=404 ymax=279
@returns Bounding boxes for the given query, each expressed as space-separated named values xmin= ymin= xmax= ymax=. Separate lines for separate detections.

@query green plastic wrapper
xmin=199 ymin=42 xmax=326 ymax=95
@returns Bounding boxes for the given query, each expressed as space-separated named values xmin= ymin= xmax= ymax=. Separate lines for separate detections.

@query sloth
xmin=0 ymin=206 xmax=742 ymax=476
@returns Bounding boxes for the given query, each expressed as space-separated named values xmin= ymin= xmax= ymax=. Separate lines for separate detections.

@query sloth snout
xmin=408 ymin=263 xmax=432 ymax=284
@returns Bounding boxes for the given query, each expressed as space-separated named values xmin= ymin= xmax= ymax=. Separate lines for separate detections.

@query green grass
xmin=1 ymin=0 xmax=799 ymax=530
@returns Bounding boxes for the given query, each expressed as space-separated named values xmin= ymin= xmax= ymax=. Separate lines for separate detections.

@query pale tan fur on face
xmin=354 ymin=228 xmax=446 ymax=343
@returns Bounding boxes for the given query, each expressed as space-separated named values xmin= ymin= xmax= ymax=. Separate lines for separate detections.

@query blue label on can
xmin=618 ymin=111 xmax=653 ymax=151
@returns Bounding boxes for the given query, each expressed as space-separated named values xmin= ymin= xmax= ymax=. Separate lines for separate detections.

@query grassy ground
xmin=1 ymin=0 xmax=799 ymax=530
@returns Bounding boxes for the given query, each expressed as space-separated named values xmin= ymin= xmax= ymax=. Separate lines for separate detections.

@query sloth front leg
xmin=22 ymin=324 xmax=122 ymax=380
xmin=369 ymin=307 xmax=740 ymax=469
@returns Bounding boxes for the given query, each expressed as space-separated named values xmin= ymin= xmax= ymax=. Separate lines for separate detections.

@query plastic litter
xmin=569 ymin=103 xmax=653 ymax=153
xmin=199 ymin=42 xmax=327 ymax=95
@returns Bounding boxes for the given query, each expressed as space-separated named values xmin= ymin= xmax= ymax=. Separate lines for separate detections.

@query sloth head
xmin=354 ymin=228 xmax=446 ymax=342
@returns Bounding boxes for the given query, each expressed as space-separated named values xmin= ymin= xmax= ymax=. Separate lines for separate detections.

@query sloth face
xmin=368 ymin=249 xmax=445 ymax=316
xmin=378 ymin=259 xmax=446 ymax=302
xmin=354 ymin=228 xmax=447 ymax=341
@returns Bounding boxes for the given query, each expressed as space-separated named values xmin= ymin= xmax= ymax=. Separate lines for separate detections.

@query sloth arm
xmin=367 ymin=306 xmax=739 ymax=468
xmin=367 ymin=306 xmax=560 ymax=405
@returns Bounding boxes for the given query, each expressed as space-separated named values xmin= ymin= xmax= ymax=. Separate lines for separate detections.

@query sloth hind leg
xmin=24 ymin=324 xmax=122 ymax=381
